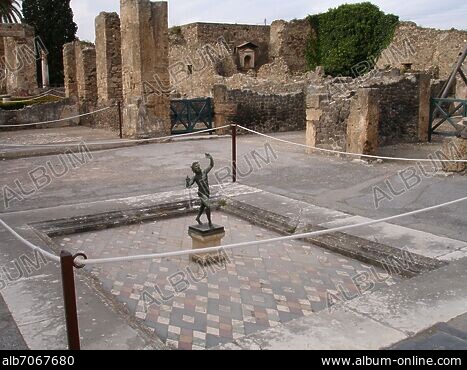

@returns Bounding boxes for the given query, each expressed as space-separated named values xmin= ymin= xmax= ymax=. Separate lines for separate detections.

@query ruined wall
xmin=306 ymin=71 xmax=431 ymax=154
xmin=120 ymin=0 xmax=170 ymax=138
xmin=95 ymin=12 xmax=123 ymax=106
xmin=213 ymin=84 xmax=305 ymax=133
xmin=0 ymin=99 xmax=79 ymax=130
xmin=377 ymin=22 xmax=467 ymax=79
xmin=269 ymin=19 xmax=311 ymax=73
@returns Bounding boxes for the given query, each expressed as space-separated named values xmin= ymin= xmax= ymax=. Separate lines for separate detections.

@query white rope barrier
xmin=0 ymin=125 xmax=231 ymax=148
xmin=0 ymin=106 xmax=114 ymax=128
xmin=0 ymin=219 xmax=60 ymax=263
xmin=0 ymin=194 xmax=465 ymax=267
xmin=75 ymin=195 xmax=467 ymax=267
xmin=10 ymin=93 xmax=65 ymax=103
xmin=237 ymin=125 xmax=467 ymax=164
xmin=6 ymin=90 xmax=62 ymax=100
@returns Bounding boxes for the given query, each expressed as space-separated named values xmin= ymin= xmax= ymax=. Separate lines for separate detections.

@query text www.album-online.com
xmin=321 ymin=356 xmax=462 ymax=366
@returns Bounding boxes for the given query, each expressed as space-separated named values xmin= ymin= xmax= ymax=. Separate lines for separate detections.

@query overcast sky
xmin=69 ymin=0 xmax=467 ymax=42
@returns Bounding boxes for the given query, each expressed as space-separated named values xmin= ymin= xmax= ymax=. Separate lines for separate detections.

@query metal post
xmin=232 ymin=125 xmax=237 ymax=183
xmin=117 ymin=101 xmax=123 ymax=139
xmin=428 ymin=98 xmax=434 ymax=142
xmin=60 ymin=251 xmax=81 ymax=350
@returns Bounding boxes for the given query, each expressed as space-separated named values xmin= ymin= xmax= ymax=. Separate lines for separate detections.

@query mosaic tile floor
xmin=55 ymin=213 xmax=400 ymax=350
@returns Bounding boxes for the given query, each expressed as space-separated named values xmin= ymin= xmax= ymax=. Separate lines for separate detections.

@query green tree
xmin=22 ymin=0 xmax=77 ymax=85
xmin=0 ymin=0 xmax=22 ymax=23
xmin=306 ymin=2 xmax=399 ymax=77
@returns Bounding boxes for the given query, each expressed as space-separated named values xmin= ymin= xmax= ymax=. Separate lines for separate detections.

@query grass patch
xmin=0 ymin=95 xmax=64 ymax=111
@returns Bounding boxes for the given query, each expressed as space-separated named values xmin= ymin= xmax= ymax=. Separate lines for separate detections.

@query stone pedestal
xmin=188 ymin=224 xmax=226 ymax=266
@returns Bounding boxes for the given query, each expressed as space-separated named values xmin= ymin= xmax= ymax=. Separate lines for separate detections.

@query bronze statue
xmin=186 ymin=153 xmax=214 ymax=228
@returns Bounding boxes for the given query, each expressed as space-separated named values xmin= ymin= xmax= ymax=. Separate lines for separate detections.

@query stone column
xmin=95 ymin=12 xmax=123 ymax=106
xmin=212 ymin=84 xmax=237 ymax=135
xmin=63 ymin=42 xmax=78 ymax=99
xmin=3 ymin=37 xmax=16 ymax=94
xmin=4 ymin=34 xmax=38 ymax=96
xmin=120 ymin=0 xmax=170 ymax=138
xmin=40 ymin=49 xmax=50 ymax=89
xmin=0 ymin=37 xmax=6 ymax=94
xmin=346 ymin=88 xmax=379 ymax=155
xmin=417 ymin=73 xmax=431 ymax=142
xmin=75 ymin=43 xmax=98 ymax=126
xmin=305 ymin=92 xmax=327 ymax=154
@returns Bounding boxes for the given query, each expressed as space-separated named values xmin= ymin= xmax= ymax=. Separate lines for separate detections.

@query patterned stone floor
xmin=55 ymin=213 xmax=400 ymax=350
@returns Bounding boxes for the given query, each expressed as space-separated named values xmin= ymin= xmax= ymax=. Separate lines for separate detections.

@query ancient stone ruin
xmin=0 ymin=0 xmax=463 ymax=164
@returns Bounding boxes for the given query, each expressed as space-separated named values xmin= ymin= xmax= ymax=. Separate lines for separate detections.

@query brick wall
xmin=214 ymin=84 xmax=306 ymax=133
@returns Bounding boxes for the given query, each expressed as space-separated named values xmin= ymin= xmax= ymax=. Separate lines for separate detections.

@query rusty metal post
xmin=117 ymin=101 xmax=123 ymax=139
xmin=60 ymin=251 xmax=81 ymax=350
xmin=232 ymin=125 xmax=237 ymax=183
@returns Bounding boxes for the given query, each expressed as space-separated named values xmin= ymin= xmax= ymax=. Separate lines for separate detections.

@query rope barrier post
xmin=117 ymin=101 xmax=123 ymax=139
xmin=60 ymin=251 xmax=81 ymax=350
xmin=232 ymin=124 xmax=237 ymax=183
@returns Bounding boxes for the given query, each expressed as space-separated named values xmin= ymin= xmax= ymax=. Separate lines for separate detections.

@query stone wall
xmin=306 ymin=90 xmax=351 ymax=152
xmin=269 ymin=19 xmax=311 ymax=74
xmin=95 ymin=12 xmax=123 ymax=106
xmin=213 ymin=84 xmax=305 ymax=133
xmin=120 ymin=0 xmax=170 ymax=138
xmin=374 ymin=73 xmax=430 ymax=145
xmin=0 ymin=99 xmax=79 ymax=130
xmin=169 ymin=36 xmax=237 ymax=98
xmin=377 ymin=22 xmax=467 ymax=79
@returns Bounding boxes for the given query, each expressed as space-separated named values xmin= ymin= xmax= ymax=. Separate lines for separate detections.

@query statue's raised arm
xmin=205 ymin=153 xmax=214 ymax=174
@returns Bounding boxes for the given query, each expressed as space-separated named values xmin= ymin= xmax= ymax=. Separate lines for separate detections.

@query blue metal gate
xmin=170 ymin=98 xmax=213 ymax=134
xmin=429 ymin=98 xmax=467 ymax=141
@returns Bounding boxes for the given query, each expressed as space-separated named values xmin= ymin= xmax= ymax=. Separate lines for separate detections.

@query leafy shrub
xmin=305 ymin=2 xmax=399 ymax=77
